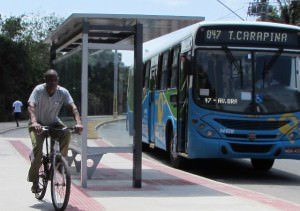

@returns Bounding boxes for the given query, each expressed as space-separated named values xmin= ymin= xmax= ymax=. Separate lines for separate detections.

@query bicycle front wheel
xmin=51 ymin=156 xmax=71 ymax=211
xmin=35 ymin=156 xmax=48 ymax=200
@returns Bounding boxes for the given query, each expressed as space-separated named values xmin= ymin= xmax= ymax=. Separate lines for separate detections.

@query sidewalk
xmin=1 ymin=120 xmax=300 ymax=210
xmin=0 ymin=120 xmax=27 ymax=134
xmin=2 ymin=137 xmax=300 ymax=210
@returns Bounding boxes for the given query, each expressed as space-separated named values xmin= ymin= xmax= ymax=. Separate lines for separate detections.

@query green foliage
xmin=0 ymin=13 xmax=64 ymax=121
xmin=88 ymin=51 xmax=115 ymax=115
xmin=56 ymin=50 xmax=124 ymax=116
xmin=0 ymin=13 xmax=129 ymax=120
xmin=249 ymin=0 xmax=300 ymax=25
xmin=265 ymin=0 xmax=300 ymax=24
xmin=276 ymin=0 xmax=300 ymax=24
xmin=0 ymin=16 xmax=25 ymax=41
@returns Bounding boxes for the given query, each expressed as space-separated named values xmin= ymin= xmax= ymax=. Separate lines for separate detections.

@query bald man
xmin=27 ymin=69 xmax=83 ymax=193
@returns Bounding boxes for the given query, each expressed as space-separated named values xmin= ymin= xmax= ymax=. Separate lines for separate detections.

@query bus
xmin=127 ymin=21 xmax=300 ymax=170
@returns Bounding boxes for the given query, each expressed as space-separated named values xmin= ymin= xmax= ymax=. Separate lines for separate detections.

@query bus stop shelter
xmin=46 ymin=13 xmax=204 ymax=188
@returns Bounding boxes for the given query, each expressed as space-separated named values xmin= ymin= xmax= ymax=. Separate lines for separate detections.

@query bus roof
xmin=143 ymin=21 xmax=300 ymax=62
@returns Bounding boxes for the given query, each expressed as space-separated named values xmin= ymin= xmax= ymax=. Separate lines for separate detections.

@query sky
xmin=1 ymin=0 xmax=256 ymax=65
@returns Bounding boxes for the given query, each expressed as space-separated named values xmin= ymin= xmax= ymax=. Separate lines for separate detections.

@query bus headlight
xmin=195 ymin=120 xmax=220 ymax=138
xmin=283 ymin=129 xmax=299 ymax=142
xmin=206 ymin=130 xmax=214 ymax=137
xmin=289 ymin=132 xmax=296 ymax=140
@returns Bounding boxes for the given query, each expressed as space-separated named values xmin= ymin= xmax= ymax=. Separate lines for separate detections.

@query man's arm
xmin=68 ymin=103 xmax=81 ymax=124
xmin=28 ymin=102 xmax=42 ymax=132
xmin=68 ymin=103 xmax=83 ymax=132
xmin=28 ymin=102 xmax=38 ymax=124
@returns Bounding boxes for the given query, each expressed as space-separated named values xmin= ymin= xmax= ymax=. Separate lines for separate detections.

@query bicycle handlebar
xmin=39 ymin=126 xmax=79 ymax=134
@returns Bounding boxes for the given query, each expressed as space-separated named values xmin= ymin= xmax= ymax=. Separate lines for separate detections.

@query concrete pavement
xmin=1 ymin=120 xmax=300 ymax=210
xmin=0 ymin=120 xmax=27 ymax=133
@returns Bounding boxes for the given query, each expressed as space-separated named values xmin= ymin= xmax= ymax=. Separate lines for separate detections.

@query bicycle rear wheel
xmin=51 ymin=156 xmax=71 ymax=211
xmin=35 ymin=156 xmax=48 ymax=200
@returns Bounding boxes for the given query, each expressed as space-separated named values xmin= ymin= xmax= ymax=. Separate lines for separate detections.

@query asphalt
xmin=1 ymin=119 xmax=300 ymax=210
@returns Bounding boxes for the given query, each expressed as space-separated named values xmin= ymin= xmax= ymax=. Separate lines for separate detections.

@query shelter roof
xmin=46 ymin=13 xmax=204 ymax=53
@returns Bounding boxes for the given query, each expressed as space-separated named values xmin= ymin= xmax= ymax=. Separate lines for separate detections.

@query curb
xmin=94 ymin=117 xmax=126 ymax=131
xmin=0 ymin=117 xmax=126 ymax=135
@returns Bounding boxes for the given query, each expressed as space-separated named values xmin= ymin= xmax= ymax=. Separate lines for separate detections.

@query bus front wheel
xmin=251 ymin=158 xmax=274 ymax=171
xmin=169 ymin=130 xmax=184 ymax=169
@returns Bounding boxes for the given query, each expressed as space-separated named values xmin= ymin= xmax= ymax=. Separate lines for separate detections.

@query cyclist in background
xmin=27 ymin=69 xmax=83 ymax=193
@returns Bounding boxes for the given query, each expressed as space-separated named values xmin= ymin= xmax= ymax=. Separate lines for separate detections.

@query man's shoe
xmin=31 ymin=183 xmax=42 ymax=193
xmin=56 ymin=163 xmax=64 ymax=174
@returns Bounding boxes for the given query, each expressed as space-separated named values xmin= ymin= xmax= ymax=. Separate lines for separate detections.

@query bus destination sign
xmin=196 ymin=26 xmax=300 ymax=49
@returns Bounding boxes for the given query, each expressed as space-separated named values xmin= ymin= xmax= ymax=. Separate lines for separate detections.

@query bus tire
xmin=142 ymin=142 xmax=149 ymax=152
xmin=168 ymin=130 xmax=184 ymax=169
xmin=251 ymin=158 xmax=274 ymax=171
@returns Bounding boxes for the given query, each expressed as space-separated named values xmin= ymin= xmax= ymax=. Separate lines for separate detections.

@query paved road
xmin=98 ymin=120 xmax=300 ymax=205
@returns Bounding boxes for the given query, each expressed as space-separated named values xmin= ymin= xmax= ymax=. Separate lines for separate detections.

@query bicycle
xmin=33 ymin=126 xmax=74 ymax=211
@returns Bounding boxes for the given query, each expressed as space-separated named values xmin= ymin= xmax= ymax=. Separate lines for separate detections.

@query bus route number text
xmin=204 ymin=97 xmax=238 ymax=105
xmin=206 ymin=30 xmax=221 ymax=40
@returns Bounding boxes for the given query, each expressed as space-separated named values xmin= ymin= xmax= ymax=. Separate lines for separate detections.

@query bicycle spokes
xmin=51 ymin=160 xmax=71 ymax=210
xmin=35 ymin=159 xmax=48 ymax=200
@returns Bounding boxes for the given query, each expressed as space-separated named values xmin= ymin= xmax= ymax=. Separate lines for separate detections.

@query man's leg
xmin=60 ymin=129 xmax=71 ymax=157
xmin=14 ymin=113 xmax=19 ymax=127
xmin=28 ymin=129 xmax=45 ymax=192
xmin=51 ymin=128 xmax=71 ymax=157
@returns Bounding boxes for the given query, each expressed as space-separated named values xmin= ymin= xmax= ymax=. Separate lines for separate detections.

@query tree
xmin=0 ymin=16 xmax=25 ymax=41
xmin=248 ymin=0 xmax=300 ymax=25
xmin=276 ymin=0 xmax=300 ymax=24
xmin=0 ymin=13 xmax=64 ymax=121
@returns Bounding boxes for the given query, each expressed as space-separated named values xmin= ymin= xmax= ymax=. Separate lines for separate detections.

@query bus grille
xmin=225 ymin=134 xmax=277 ymax=139
xmin=215 ymin=119 xmax=289 ymax=130
xmin=230 ymin=143 xmax=273 ymax=153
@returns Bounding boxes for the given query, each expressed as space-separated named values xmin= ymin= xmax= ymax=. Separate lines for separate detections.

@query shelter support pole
xmin=133 ymin=22 xmax=143 ymax=188
xmin=113 ymin=50 xmax=118 ymax=119
xmin=81 ymin=20 xmax=89 ymax=188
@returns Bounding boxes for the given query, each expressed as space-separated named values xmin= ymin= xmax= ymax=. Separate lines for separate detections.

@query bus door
xmin=148 ymin=56 xmax=159 ymax=143
xmin=177 ymin=51 xmax=192 ymax=152
xmin=142 ymin=61 xmax=151 ymax=141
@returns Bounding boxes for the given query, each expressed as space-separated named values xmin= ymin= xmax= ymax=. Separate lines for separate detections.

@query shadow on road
xmin=30 ymin=200 xmax=53 ymax=210
xmin=142 ymin=146 xmax=300 ymax=187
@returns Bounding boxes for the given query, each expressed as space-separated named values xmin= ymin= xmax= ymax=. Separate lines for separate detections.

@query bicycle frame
xmin=35 ymin=126 xmax=72 ymax=211
xmin=43 ymin=132 xmax=60 ymax=181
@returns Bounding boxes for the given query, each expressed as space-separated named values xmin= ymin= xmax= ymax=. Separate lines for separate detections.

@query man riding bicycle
xmin=28 ymin=69 xmax=83 ymax=193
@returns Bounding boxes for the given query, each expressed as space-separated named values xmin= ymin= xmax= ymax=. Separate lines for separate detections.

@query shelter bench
xmin=67 ymin=142 xmax=132 ymax=179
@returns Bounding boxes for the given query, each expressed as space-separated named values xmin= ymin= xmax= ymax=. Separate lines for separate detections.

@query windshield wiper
xmin=264 ymin=48 xmax=283 ymax=72
xmin=222 ymin=46 xmax=244 ymax=88
xmin=222 ymin=46 xmax=243 ymax=74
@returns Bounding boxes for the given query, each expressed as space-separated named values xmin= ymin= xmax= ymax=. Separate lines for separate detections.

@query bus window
xmin=150 ymin=56 xmax=158 ymax=90
xmin=167 ymin=49 xmax=173 ymax=88
xmin=170 ymin=47 xmax=180 ymax=88
xmin=143 ymin=63 xmax=146 ymax=87
xmin=149 ymin=66 xmax=156 ymax=91
xmin=144 ymin=61 xmax=150 ymax=89
xmin=156 ymin=54 xmax=163 ymax=90
xmin=160 ymin=51 xmax=170 ymax=90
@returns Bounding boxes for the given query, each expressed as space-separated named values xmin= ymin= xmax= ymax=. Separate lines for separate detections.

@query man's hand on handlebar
xmin=74 ymin=124 xmax=83 ymax=134
xmin=31 ymin=122 xmax=42 ymax=134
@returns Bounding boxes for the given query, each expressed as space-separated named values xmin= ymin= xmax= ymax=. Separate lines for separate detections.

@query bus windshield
xmin=193 ymin=49 xmax=300 ymax=114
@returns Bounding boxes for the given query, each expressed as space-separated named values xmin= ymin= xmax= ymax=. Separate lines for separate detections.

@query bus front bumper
xmin=187 ymin=136 xmax=300 ymax=160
